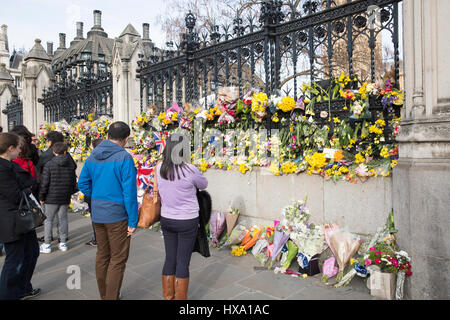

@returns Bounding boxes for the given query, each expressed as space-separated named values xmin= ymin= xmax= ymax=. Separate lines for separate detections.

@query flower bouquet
xmin=252 ymin=239 xmax=269 ymax=266
xmin=226 ymin=207 xmax=240 ymax=235
xmin=281 ymin=196 xmax=310 ymax=230
xmin=280 ymin=240 xmax=299 ymax=271
xmin=240 ymin=225 xmax=262 ymax=251
xmin=289 ymin=223 xmax=327 ymax=259
xmin=321 ymin=257 xmax=339 ymax=283
xmin=209 ymin=211 xmax=226 ymax=247
xmin=220 ymin=224 xmax=248 ymax=248
xmin=364 ymin=243 xmax=412 ymax=300
xmin=328 ymin=229 xmax=362 ymax=282
xmin=267 ymin=224 xmax=290 ymax=269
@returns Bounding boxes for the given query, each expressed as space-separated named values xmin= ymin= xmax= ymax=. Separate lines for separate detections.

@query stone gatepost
xmin=21 ymin=39 xmax=53 ymax=133
xmin=394 ymin=0 xmax=450 ymax=299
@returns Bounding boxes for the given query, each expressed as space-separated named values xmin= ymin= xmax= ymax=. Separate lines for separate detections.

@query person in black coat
xmin=38 ymin=142 xmax=77 ymax=253
xmin=35 ymin=131 xmax=64 ymax=178
xmin=0 ymin=132 xmax=41 ymax=300
xmin=36 ymin=131 xmax=77 ymax=242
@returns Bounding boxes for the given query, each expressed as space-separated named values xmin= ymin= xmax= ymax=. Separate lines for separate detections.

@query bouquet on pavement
xmin=328 ymin=228 xmax=362 ymax=282
xmin=209 ymin=211 xmax=226 ymax=247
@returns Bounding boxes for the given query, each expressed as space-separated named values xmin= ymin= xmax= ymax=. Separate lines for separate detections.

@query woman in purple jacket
xmin=157 ymin=135 xmax=208 ymax=300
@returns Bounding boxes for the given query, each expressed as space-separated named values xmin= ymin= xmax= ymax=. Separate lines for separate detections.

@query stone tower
xmin=0 ymin=25 xmax=9 ymax=66
xmin=21 ymin=39 xmax=53 ymax=133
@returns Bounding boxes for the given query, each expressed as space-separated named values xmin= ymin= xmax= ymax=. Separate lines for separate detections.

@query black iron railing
xmin=2 ymin=98 xmax=23 ymax=130
xmin=38 ymin=58 xmax=113 ymax=123
xmin=137 ymin=0 xmax=402 ymax=114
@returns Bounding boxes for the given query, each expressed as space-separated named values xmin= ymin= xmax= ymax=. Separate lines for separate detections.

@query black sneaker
xmin=85 ymin=240 xmax=97 ymax=247
xmin=38 ymin=236 xmax=53 ymax=242
xmin=20 ymin=288 xmax=41 ymax=300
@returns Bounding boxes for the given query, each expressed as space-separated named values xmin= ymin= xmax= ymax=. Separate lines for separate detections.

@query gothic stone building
xmin=0 ymin=10 xmax=161 ymax=133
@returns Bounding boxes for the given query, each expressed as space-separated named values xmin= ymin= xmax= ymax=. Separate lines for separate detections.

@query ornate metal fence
xmin=39 ymin=58 xmax=113 ymax=123
xmin=137 ymin=0 xmax=402 ymax=122
xmin=2 ymin=97 xmax=23 ymax=131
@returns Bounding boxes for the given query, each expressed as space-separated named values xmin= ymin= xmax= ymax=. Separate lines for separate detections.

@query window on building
xmin=15 ymin=76 xmax=22 ymax=88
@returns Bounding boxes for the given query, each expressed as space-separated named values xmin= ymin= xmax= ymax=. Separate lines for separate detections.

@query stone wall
xmin=394 ymin=0 xmax=450 ymax=299
xmin=203 ymin=168 xmax=393 ymax=236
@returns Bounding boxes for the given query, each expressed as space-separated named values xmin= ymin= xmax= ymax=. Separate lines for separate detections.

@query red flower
xmin=406 ymin=270 xmax=412 ymax=276
xmin=375 ymin=259 xmax=381 ymax=264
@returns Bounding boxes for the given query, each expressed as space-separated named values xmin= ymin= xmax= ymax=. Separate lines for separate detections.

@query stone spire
xmin=24 ymin=39 xmax=51 ymax=62
xmin=0 ymin=62 xmax=13 ymax=82
xmin=0 ymin=25 xmax=9 ymax=66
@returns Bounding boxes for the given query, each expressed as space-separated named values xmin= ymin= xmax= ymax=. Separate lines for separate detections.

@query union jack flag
xmin=179 ymin=116 xmax=192 ymax=129
xmin=137 ymin=167 xmax=154 ymax=190
xmin=153 ymin=131 xmax=167 ymax=153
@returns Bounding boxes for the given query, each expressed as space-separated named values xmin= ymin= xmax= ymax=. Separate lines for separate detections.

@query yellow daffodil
xmin=391 ymin=160 xmax=398 ymax=168
xmin=238 ymin=163 xmax=249 ymax=174
xmin=269 ymin=163 xmax=280 ymax=176
xmin=354 ymin=153 xmax=365 ymax=164
xmin=380 ymin=147 xmax=390 ymax=158
xmin=278 ymin=96 xmax=296 ymax=112
xmin=281 ymin=162 xmax=298 ymax=174
xmin=305 ymin=152 xmax=327 ymax=174
xmin=199 ymin=159 xmax=208 ymax=172
xmin=272 ymin=113 xmax=279 ymax=123
xmin=375 ymin=119 xmax=386 ymax=127
xmin=369 ymin=125 xmax=383 ymax=135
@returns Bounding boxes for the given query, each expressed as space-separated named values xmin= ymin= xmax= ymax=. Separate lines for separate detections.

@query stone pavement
xmin=0 ymin=212 xmax=374 ymax=300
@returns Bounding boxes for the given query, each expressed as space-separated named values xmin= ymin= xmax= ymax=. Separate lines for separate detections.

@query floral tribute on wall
xmin=129 ymin=73 xmax=403 ymax=184
xmin=38 ymin=74 xmax=403 ymax=185
xmin=38 ymin=116 xmax=112 ymax=162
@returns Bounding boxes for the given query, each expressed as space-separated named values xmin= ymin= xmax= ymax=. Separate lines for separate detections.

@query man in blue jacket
xmin=78 ymin=121 xmax=137 ymax=300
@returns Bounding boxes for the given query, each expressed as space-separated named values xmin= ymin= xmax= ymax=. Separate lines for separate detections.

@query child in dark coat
xmin=39 ymin=142 xmax=77 ymax=253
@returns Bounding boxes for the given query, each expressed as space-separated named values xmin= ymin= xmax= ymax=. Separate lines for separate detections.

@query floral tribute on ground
xmin=209 ymin=197 xmax=411 ymax=300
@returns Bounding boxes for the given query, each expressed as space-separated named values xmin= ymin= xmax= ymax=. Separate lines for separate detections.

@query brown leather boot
xmin=174 ymin=277 xmax=189 ymax=300
xmin=162 ymin=275 xmax=175 ymax=300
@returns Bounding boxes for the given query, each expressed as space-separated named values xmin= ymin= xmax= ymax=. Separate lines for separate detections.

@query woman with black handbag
xmin=0 ymin=133 xmax=41 ymax=300
xmin=156 ymin=134 xmax=208 ymax=300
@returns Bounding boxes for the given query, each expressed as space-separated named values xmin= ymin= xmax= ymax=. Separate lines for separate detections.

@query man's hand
xmin=127 ymin=227 xmax=136 ymax=237
xmin=40 ymin=201 xmax=44 ymax=205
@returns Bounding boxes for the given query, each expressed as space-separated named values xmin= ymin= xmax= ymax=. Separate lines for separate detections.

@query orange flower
xmin=334 ymin=150 xmax=344 ymax=162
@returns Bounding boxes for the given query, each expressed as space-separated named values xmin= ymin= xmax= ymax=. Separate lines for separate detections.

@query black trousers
xmin=0 ymin=230 xmax=39 ymax=300
xmin=160 ymin=216 xmax=198 ymax=278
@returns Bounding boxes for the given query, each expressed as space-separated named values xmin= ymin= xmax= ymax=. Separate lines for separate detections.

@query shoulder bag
xmin=137 ymin=164 xmax=161 ymax=228
xmin=15 ymin=191 xmax=47 ymax=236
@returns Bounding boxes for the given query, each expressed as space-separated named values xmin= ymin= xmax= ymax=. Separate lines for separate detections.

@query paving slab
xmin=0 ymin=211 xmax=374 ymax=300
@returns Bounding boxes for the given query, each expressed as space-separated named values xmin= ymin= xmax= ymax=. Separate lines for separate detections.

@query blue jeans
xmin=0 ymin=243 xmax=3 ymax=253
xmin=0 ymin=230 xmax=40 ymax=300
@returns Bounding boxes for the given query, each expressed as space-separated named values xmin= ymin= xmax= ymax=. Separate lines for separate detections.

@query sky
xmin=0 ymin=0 xmax=168 ymax=53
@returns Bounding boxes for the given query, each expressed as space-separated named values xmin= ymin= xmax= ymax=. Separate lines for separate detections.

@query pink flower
xmin=364 ymin=258 xmax=372 ymax=266
xmin=375 ymin=251 xmax=381 ymax=256
xmin=375 ymin=259 xmax=381 ymax=264
xmin=369 ymin=247 xmax=376 ymax=251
